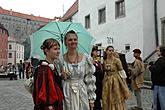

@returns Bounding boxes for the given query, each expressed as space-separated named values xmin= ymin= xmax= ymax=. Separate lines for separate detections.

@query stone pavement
xmin=127 ymin=87 xmax=153 ymax=110
xmin=0 ymin=79 xmax=152 ymax=110
xmin=0 ymin=79 xmax=33 ymax=110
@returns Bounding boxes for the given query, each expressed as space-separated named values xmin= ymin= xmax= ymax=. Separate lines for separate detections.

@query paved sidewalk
xmin=127 ymin=88 xmax=153 ymax=110
xmin=0 ymin=79 xmax=33 ymax=110
xmin=0 ymin=79 xmax=152 ymax=110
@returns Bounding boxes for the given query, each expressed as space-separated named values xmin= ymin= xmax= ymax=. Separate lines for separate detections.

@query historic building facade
xmin=0 ymin=23 xmax=8 ymax=65
xmin=0 ymin=7 xmax=57 ymax=63
xmin=7 ymin=37 xmax=24 ymax=65
xmin=0 ymin=7 xmax=54 ymax=42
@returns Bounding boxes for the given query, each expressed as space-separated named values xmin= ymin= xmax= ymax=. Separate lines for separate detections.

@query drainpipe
xmin=144 ymin=0 xmax=159 ymax=63
xmin=154 ymin=0 xmax=159 ymax=47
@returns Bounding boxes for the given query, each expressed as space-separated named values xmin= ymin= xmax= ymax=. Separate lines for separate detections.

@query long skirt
xmin=102 ymin=74 xmax=131 ymax=110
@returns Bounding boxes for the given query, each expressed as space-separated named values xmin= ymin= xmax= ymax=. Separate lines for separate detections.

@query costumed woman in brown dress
xmin=102 ymin=45 xmax=130 ymax=110
xmin=32 ymin=38 xmax=63 ymax=110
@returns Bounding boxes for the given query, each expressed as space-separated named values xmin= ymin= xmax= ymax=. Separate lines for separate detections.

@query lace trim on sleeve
xmin=83 ymin=54 xmax=96 ymax=101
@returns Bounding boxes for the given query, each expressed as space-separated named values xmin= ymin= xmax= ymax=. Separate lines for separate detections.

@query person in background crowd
xmin=18 ymin=60 xmax=25 ymax=79
xmin=31 ymin=57 xmax=40 ymax=77
xmin=102 ymin=45 xmax=130 ymax=110
xmin=32 ymin=38 xmax=63 ymax=110
xmin=129 ymin=49 xmax=145 ymax=110
xmin=119 ymin=53 xmax=132 ymax=90
xmin=0 ymin=65 xmax=4 ymax=72
xmin=26 ymin=62 xmax=33 ymax=79
xmin=12 ymin=64 xmax=17 ymax=74
xmin=91 ymin=46 xmax=103 ymax=110
xmin=149 ymin=45 xmax=165 ymax=110
xmin=62 ymin=30 xmax=96 ymax=110
xmin=31 ymin=57 xmax=40 ymax=70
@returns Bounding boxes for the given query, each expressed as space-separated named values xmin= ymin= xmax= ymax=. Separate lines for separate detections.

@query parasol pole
xmin=61 ymin=33 xmax=64 ymax=64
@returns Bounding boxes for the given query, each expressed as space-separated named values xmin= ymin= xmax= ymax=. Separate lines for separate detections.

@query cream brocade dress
xmin=102 ymin=58 xmax=131 ymax=110
xmin=63 ymin=54 xmax=96 ymax=110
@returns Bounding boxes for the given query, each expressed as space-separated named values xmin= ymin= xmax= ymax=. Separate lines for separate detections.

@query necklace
xmin=66 ymin=52 xmax=78 ymax=75
xmin=67 ymin=52 xmax=78 ymax=64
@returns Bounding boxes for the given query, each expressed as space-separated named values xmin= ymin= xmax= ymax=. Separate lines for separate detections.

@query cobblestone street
xmin=127 ymin=88 xmax=152 ymax=110
xmin=0 ymin=79 xmax=152 ymax=110
xmin=0 ymin=79 xmax=33 ymax=110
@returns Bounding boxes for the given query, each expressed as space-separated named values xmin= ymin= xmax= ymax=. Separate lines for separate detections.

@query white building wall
xmin=79 ymin=0 xmax=108 ymax=46
xmin=142 ymin=0 xmax=156 ymax=62
xmin=79 ymin=0 xmax=145 ymax=63
xmin=76 ymin=0 xmax=165 ymax=63
xmin=157 ymin=0 xmax=165 ymax=45
xmin=15 ymin=43 xmax=24 ymax=64
xmin=8 ymin=42 xmax=16 ymax=64
xmin=111 ymin=0 xmax=144 ymax=63
xmin=142 ymin=0 xmax=165 ymax=62
xmin=72 ymin=13 xmax=79 ymax=22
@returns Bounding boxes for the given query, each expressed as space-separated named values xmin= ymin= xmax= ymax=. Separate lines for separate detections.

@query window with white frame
xmin=17 ymin=53 xmax=18 ymax=58
xmin=98 ymin=7 xmax=106 ymax=24
xmin=9 ymin=44 xmax=12 ymax=49
xmin=85 ymin=14 xmax=90 ymax=29
xmin=125 ymin=44 xmax=130 ymax=52
xmin=115 ymin=0 xmax=125 ymax=18
xmin=9 ymin=53 xmax=12 ymax=58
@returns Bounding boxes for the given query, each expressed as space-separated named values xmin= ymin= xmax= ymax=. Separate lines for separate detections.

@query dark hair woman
xmin=32 ymin=38 xmax=63 ymax=110
xmin=91 ymin=46 xmax=103 ymax=110
xmin=102 ymin=45 xmax=130 ymax=110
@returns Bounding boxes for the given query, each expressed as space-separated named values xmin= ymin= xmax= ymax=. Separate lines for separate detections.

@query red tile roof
xmin=60 ymin=0 xmax=78 ymax=21
xmin=0 ymin=7 xmax=54 ymax=22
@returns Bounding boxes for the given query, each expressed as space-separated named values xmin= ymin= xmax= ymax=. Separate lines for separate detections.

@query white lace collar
xmin=41 ymin=61 xmax=55 ymax=70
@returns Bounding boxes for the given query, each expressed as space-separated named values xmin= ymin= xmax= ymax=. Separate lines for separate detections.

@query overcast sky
xmin=0 ymin=0 xmax=76 ymax=18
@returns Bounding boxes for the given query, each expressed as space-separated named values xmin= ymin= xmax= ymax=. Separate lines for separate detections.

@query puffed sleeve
xmin=116 ymin=58 xmax=127 ymax=78
xmin=116 ymin=58 xmax=123 ymax=71
xmin=83 ymin=54 xmax=96 ymax=102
